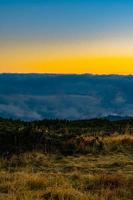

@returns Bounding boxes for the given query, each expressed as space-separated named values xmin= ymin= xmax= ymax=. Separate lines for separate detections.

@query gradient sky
xmin=1 ymin=0 xmax=133 ymax=74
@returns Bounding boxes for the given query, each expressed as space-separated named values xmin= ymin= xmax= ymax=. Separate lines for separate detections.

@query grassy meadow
xmin=0 ymin=118 xmax=133 ymax=200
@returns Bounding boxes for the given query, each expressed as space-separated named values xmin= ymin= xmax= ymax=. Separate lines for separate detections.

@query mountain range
xmin=0 ymin=73 xmax=133 ymax=120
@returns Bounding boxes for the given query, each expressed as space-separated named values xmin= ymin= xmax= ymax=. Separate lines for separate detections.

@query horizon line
xmin=0 ymin=72 xmax=133 ymax=76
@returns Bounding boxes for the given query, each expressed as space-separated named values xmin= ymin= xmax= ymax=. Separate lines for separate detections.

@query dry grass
xmin=64 ymin=134 xmax=133 ymax=154
xmin=104 ymin=134 xmax=133 ymax=152
xmin=0 ymin=134 xmax=133 ymax=200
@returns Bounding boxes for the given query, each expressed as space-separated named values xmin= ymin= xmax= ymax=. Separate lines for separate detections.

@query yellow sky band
xmin=1 ymin=56 xmax=133 ymax=74
xmin=1 ymin=38 xmax=133 ymax=74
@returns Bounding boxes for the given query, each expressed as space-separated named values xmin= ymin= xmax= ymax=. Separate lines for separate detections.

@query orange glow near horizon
xmin=1 ymin=38 xmax=133 ymax=75
xmin=1 ymin=56 xmax=133 ymax=75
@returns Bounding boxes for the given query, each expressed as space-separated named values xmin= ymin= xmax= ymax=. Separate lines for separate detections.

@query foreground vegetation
xmin=0 ymin=118 xmax=133 ymax=200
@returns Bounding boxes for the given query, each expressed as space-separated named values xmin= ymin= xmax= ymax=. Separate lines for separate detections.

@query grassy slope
xmin=0 ymin=135 xmax=133 ymax=200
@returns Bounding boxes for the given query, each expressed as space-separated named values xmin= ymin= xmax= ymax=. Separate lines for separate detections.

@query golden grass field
xmin=0 ymin=134 xmax=133 ymax=200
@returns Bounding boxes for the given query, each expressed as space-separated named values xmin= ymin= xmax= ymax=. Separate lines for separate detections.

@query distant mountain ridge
xmin=0 ymin=73 xmax=133 ymax=120
xmin=103 ymin=115 xmax=133 ymax=121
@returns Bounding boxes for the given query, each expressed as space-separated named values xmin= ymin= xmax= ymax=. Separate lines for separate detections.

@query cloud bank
xmin=0 ymin=74 xmax=133 ymax=120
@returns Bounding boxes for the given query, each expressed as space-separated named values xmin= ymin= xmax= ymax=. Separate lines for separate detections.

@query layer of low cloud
xmin=0 ymin=74 xmax=133 ymax=120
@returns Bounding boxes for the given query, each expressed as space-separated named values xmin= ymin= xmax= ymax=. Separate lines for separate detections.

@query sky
xmin=1 ymin=0 xmax=133 ymax=74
